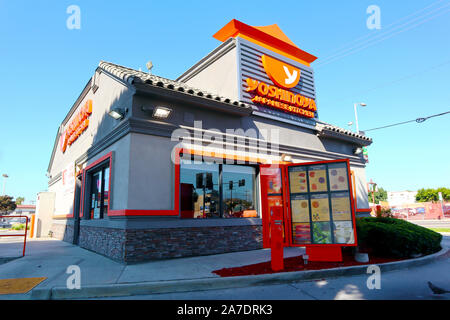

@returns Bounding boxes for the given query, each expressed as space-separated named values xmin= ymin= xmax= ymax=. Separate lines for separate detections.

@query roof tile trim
xmin=98 ymin=61 xmax=250 ymax=109
xmin=316 ymin=122 xmax=372 ymax=142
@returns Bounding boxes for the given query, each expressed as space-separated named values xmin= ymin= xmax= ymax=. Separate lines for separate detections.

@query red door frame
xmin=260 ymin=159 xmax=358 ymax=249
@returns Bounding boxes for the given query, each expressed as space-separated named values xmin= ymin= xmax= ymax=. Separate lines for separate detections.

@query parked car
xmin=0 ymin=220 xmax=12 ymax=228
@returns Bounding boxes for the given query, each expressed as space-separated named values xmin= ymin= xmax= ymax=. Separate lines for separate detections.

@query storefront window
xmin=88 ymin=164 xmax=110 ymax=219
xmin=180 ymin=161 xmax=257 ymax=219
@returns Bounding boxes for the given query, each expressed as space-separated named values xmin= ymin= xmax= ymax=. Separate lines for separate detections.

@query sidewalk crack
xmin=288 ymin=283 xmax=319 ymax=300
xmin=115 ymin=266 xmax=127 ymax=284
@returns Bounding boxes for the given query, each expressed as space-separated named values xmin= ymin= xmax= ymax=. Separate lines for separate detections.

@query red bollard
xmin=270 ymin=206 xmax=284 ymax=272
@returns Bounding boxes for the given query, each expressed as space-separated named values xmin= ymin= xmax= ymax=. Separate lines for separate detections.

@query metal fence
xmin=0 ymin=215 xmax=29 ymax=256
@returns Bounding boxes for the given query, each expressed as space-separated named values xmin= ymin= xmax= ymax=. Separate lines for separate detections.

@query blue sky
xmin=0 ymin=0 xmax=449 ymax=203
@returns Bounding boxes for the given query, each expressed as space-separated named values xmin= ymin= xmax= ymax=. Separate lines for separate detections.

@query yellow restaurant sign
xmin=245 ymin=77 xmax=316 ymax=118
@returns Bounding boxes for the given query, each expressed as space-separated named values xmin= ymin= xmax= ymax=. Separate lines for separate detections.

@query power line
xmin=363 ymin=110 xmax=450 ymax=132
xmin=316 ymin=1 xmax=450 ymax=66
xmin=316 ymin=1 xmax=450 ymax=68
xmin=318 ymin=0 xmax=446 ymax=59
xmin=332 ymin=58 xmax=450 ymax=103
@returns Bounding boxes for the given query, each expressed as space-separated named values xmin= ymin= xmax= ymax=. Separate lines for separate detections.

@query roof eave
xmin=133 ymin=82 xmax=253 ymax=117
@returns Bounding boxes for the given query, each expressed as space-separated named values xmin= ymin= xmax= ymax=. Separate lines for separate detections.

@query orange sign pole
xmin=270 ymin=206 xmax=284 ymax=271
xmin=30 ymin=214 xmax=35 ymax=238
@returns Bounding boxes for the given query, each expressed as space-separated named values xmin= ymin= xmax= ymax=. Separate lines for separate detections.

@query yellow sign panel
xmin=310 ymin=194 xmax=330 ymax=222
xmin=289 ymin=167 xmax=308 ymax=193
xmin=308 ymin=165 xmax=328 ymax=192
xmin=291 ymin=195 xmax=309 ymax=223
xmin=331 ymin=192 xmax=352 ymax=221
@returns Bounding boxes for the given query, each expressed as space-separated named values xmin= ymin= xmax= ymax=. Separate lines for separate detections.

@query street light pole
xmin=353 ymin=103 xmax=367 ymax=134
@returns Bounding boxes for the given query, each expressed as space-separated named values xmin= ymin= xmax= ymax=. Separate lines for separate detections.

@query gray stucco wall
xmin=49 ymin=70 xmax=134 ymax=178
xmin=127 ymin=133 xmax=177 ymax=210
xmin=178 ymin=39 xmax=238 ymax=101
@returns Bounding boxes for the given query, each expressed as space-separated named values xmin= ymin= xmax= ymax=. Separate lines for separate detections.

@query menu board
xmin=328 ymin=163 xmax=349 ymax=191
xmin=288 ymin=167 xmax=308 ymax=193
xmin=287 ymin=160 xmax=356 ymax=246
xmin=292 ymin=223 xmax=311 ymax=244
xmin=331 ymin=192 xmax=352 ymax=221
xmin=308 ymin=165 xmax=328 ymax=192
xmin=291 ymin=194 xmax=309 ymax=222
xmin=310 ymin=194 xmax=330 ymax=222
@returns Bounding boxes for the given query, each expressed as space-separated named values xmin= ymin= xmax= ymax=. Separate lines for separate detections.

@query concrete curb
xmin=0 ymin=257 xmax=20 ymax=265
xmin=31 ymin=247 xmax=449 ymax=300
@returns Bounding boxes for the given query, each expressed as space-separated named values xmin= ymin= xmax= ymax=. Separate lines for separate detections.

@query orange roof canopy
xmin=213 ymin=19 xmax=317 ymax=64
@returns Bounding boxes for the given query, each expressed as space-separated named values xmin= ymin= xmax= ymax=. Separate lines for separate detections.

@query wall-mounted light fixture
xmin=108 ymin=107 xmax=127 ymax=120
xmin=353 ymin=147 xmax=363 ymax=155
xmin=281 ymin=154 xmax=293 ymax=162
xmin=142 ymin=105 xmax=172 ymax=119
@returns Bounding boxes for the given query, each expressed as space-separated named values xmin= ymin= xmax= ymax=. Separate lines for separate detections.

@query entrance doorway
xmin=72 ymin=174 xmax=82 ymax=245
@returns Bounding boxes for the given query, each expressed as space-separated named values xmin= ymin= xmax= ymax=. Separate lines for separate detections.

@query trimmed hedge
xmin=356 ymin=217 xmax=442 ymax=258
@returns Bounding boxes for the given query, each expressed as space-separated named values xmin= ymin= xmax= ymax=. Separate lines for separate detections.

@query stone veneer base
xmin=51 ymin=223 xmax=263 ymax=264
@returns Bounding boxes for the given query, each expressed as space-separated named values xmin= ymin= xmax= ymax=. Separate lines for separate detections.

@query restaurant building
xmin=43 ymin=20 xmax=372 ymax=263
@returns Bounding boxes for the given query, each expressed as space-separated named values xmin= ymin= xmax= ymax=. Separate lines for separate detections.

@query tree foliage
xmin=368 ymin=187 xmax=387 ymax=204
xmin=416 ymin=187 xmax=450 ymax=202
xmin=15 ymin=197 xmax=25 ymax=205
xmin=0 ymin=195 xmax=16 ymax=214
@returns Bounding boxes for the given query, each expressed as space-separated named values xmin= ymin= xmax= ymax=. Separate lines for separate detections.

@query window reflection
xmin=223 ymin=165 xmax=256 ymax=218
xmin=180 ymin=161 xmax=257 ymax=219
xmin=180 ymin=162 xmax=219 ymax=218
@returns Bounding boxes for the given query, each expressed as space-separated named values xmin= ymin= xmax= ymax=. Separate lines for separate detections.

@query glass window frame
xmin=179 ymin=156 xmax=260 ymax=219
xmin=84 ymin=160 xmax=110 ymax=220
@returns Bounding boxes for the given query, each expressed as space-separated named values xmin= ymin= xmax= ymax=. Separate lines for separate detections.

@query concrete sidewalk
xmin=1 ymin=237 xmax=448 ymax=300
xmin=0 ymin=237 xmax=305 ymax=299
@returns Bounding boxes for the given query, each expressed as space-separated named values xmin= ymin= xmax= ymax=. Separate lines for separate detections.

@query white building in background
xmin=388 ymin=191 xmax=417 ymax=207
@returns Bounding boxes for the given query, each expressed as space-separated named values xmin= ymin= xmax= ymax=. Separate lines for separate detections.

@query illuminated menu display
xmin=288 ymin=161 xmax=355 ymax=245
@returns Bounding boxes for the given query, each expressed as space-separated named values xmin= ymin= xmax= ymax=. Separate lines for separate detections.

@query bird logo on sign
xmin=261 ymin=54 xmax=301 ymax=89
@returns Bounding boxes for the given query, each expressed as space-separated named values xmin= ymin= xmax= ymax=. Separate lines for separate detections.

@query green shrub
xmin=11 ymin=223 xmax=29 ymax=231
xmin=356 ymin=217 xmax=442 ymax=258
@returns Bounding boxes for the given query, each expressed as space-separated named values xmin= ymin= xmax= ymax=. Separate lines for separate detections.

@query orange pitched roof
xmin=253 ymin=24 xmax=298 ymax=48
xmin=213 ymin=19 xmax=317 ymax=65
